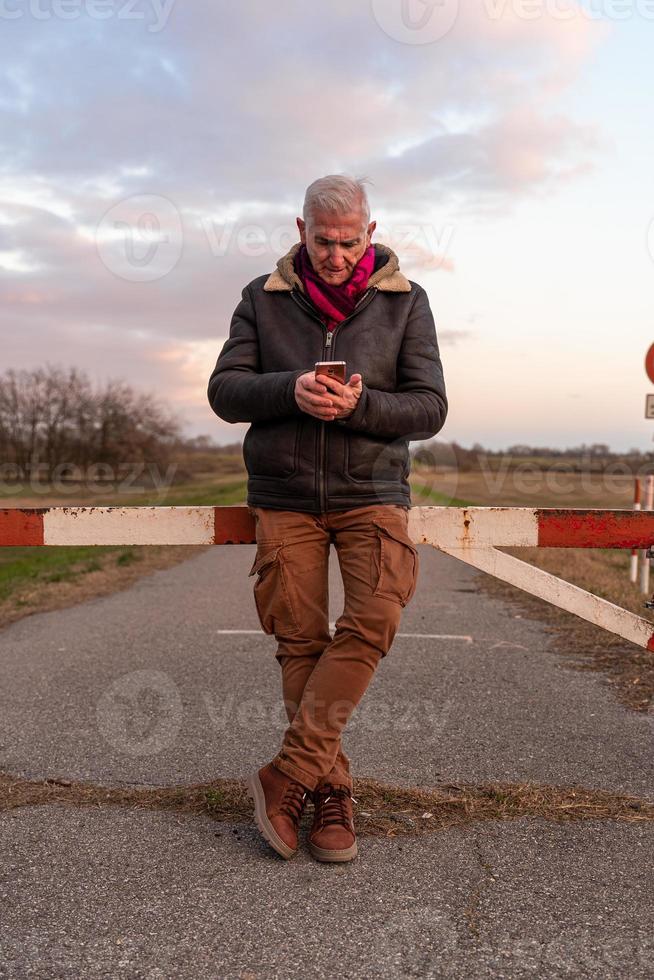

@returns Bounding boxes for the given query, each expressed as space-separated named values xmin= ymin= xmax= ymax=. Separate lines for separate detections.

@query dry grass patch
xmin=1 ymin=772 xmax=652 ymax=837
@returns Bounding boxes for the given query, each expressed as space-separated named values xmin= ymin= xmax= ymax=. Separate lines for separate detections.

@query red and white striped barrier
xmin=3 ymin=505 xmax=654 ymax=549
xmin=0 ymin=506 xmax=255 ymax=547
xmin=2 ymin=505 xmax=654 ymax=651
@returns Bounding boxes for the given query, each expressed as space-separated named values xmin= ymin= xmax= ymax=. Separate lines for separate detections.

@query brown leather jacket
xmin=207 ymin=242 xmax=447 ymax=513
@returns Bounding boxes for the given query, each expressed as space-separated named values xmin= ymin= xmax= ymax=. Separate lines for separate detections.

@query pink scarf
xmin=295 ymin=244 xmax=375 ymax=331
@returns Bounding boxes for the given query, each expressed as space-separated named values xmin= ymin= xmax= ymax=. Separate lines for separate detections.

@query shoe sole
xmin=246 ymin=773 xmax=297 ymax=860
xmin=308 ymin=839 xmax=358 ymax=863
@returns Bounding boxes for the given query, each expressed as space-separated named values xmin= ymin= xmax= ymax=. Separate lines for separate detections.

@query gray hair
xmin=302 ymin=174 xmax=371 ymax=227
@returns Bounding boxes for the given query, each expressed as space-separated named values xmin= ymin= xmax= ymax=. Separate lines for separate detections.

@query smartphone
xmin=315 ymin=360 xmax=346 ymax=383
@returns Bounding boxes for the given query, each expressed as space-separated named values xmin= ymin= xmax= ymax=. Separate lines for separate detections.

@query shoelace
xmin=314 ymin=786 xmax=357 ymax=828
xmin=280 ymin=782 xmax=308 ymax=823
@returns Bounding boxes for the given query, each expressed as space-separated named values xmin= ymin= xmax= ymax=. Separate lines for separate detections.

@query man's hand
xmin=294 ymin=371 xmax=363 ymax=421
xmin=316 ymin=372 xmax=363 ymax=420
xmin=294 ymin=371 xmax=339 ymax=420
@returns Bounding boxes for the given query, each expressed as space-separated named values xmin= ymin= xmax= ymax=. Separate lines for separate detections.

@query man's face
xmin=297 ymin=208 xmax=376 ymax=286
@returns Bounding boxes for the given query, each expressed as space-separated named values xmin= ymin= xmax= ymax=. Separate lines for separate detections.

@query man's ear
xmin=366 ymin=220 xmax=376 ymax=243
xmin=296 ymin=217 xmax=306 ymax=244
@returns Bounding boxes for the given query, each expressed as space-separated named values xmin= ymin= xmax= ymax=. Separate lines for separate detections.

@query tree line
xmin=0 ymin=365 xmax=181 ymax=480
xmin=412 ymin=439 xmax=653 ymax=473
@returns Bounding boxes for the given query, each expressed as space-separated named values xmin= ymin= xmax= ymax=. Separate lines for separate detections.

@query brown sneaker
xmin=308 ymin=784 xmax=358 ymax=863
xmin=246 ymin=762 xmax=309 ymax=859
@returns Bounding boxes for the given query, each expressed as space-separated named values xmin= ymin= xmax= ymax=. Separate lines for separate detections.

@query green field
xmin=0 ymin=545 xmax=139 ymax=603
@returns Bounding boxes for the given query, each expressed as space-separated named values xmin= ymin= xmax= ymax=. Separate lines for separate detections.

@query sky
xmin=0 ymin=0 xmax=652 ymax=452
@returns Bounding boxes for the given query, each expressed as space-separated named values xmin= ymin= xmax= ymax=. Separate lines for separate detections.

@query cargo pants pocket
xmin=248 ymin=541 xmax=301 ymax=636
xmin=371 ymin=520 xmax=419 ymax=608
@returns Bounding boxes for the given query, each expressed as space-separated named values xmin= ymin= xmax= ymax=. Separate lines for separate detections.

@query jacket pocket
xmin=243 ymin=419 xmax=303 ymax=480
xmin=343 ymin=433 xmax=408 ymax=484
xmin=371 ymin=519 xmax=419 ymax=607
xmin=248 ymin=541 xmax=300 ymax=636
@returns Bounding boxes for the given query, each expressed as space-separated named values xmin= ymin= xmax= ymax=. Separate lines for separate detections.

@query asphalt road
xmin=1 ymin=543 xmax=653 ymax=978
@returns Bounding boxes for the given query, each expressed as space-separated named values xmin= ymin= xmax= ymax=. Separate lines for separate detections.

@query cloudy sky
xmin=1 ymin=0 xmax=652 ymax=451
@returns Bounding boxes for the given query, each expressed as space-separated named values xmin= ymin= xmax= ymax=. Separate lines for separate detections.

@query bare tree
xmin=0 ymin=364 xmax=181 ymax=481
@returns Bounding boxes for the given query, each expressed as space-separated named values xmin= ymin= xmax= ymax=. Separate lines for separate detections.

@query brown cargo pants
xmin=247 ymin=503 xmax=419 ymax=793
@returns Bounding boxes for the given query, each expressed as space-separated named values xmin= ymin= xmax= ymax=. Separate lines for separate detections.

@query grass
xmin=417 ymin=466 xmax=641 ymax=509
xmin=0 ymin=471 xmax=248 ymax=507
xmin=409 ymin=479 xmax=474 ymax=508
xmin=125 ymin=478 xmax=248 ymax=507
xmin=0 ymin=545 xmax=133 ymax=603
xmin=115 ymin=550 xmax=140 ymax=567
xmin=1 ymin=772 xmax=652 ymax=835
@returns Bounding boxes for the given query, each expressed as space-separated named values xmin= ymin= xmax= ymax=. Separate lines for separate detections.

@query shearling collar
xmin=263 ymin=242 xmax=411 ymax=294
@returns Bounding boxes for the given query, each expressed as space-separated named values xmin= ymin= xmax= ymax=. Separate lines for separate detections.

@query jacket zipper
xmin=290 ymin=286 xmax=377 ymax=512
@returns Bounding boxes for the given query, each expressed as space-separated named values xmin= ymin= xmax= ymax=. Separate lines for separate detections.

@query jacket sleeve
xmin=207 ymin=285 xmax=306 ymax=424
xmin=334 ymin=284 xmax=448 ymax=441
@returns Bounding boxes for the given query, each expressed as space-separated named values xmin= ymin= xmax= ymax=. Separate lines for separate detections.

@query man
xmin=207 ymin=175 xmax=447 ymax=863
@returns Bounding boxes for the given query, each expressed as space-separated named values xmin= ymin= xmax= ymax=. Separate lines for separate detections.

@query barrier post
xmin=640 ymin=475 xmax=654 ymax=594
xmin=630 ymin=477 xmax=641 ymax=584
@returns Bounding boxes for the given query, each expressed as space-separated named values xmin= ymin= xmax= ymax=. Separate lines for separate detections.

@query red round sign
xmin=647 ymin=344 xmax=654 ymax=384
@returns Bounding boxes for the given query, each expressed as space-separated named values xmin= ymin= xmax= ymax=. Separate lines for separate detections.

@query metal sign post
xmin=642 ymin=347 xmax=654 ymax=590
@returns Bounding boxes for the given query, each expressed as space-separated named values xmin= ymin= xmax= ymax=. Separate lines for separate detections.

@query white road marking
xmin=395 ymin=633 xmax=473 ymax=643
xmin=216 ymin=629 xmax=473 ymax=642
xmin=489 ymin=640 xmax=528 ymax=651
